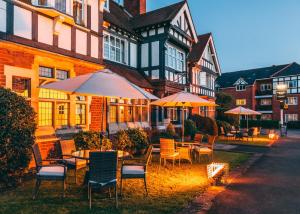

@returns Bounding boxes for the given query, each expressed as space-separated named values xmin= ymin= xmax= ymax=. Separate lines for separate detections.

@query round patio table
xmin=71 ymin=150 xmax=131 ymax=161
xmin=71 ymin=150 xmax=131 ymax=185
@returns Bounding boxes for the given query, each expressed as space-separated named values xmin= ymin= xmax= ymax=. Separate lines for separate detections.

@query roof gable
xmin=272 ymin=62 xmax=300 ymax=77
xmin=188 ymin=33 xmax=221 ymax=75
xmin=170 ymin=2 xmax=198 ymax=42
xmin=233 ymin=78 xmax=248 ymax=85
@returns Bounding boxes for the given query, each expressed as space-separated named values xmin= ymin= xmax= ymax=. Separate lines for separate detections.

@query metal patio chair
xmin=120 ymin=145 xmax=153 ymax=196
xmin=31 ymin=144 xmax=67 ymax=199
xmin=60 ymin=139 xmax=86 ymax=183
xmin=88 ymin=151 xmax=118 ymax=209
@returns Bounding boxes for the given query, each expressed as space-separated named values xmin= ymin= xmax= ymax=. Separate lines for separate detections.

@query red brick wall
xmin=90 ymin=97 xmax=107 ymax=132
xmin=272 ymin=95 xmax=300 ymax=121
xmin=220 ymin=85 xmax=256 ymax=109
xmin=0 ymin=47 xmax=35 ymax=87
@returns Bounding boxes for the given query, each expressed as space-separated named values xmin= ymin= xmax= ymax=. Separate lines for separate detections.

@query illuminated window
xmin=142 ymin=107 xmax=148 ymax=122
xmin=236 ymin=99 xmax=246 ymax=106
xmin=76 ymin=104 xmax=86 ymax=125
xmin=56 ymin=103 xmax=69 ymax=126
xmin=38 ymin=102 xmax=53 ymax=126
xmin=127 ymin=106 xmax=134 ymax=122
xmin=135 ymin=106 xmax=141 ymax=122
xmin=260 ymin=99 xmax=272 ymax=105
xmin=39 ymin=66 xmax=54 ymax=78
xmin=285 ymin=114 xmax=298 ymax=122
xmin=39 ymin=88 xmax=69 ymax=100
xmin=12 ymin=76 xmax=31 ymax=98
xmin=286 ymin=97 xmax=298 ymax=105
xmin=119 ymin=106 xmax=125 ymax=123
xmin=167 ymin=108 xmax=178 ymax=121
xmin=109 ymin=106 xmax=117 ymax=123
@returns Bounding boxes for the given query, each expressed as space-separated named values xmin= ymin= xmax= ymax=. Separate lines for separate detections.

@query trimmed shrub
xmin=73 ymin=131 xmax=112 ymax=151
xmin=287 ymin=121 xmax=300 ymax=129
xmin=240 ymin=120 xmax=279 ymax=129
xmin=184 ymin=119 xmax=197 ymax=139
xmin=0 ymin=88 xmax=36 ymax=187
xmin=126 ymin=128 xmax=149 ymax=151
xmin=190 ymin=114 xmax=218 ymax=136
xmin=115 ymin=130 xmax=133 ymax=152
xmin=217 ymin=120 xmax=232 ymax=133
xmin=165 ymin=123 xmax=178 ymax=139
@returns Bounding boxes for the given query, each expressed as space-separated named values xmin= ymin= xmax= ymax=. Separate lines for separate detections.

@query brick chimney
xmin=124 ymin=0 xmax=146 ymax=16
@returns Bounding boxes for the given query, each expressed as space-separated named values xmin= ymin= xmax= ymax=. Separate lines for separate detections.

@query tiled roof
xmin=130 ymin=1 xmax=185 ymax=29
xmin=272 ymin=62 xmax=300 ymax=77
xmin=217 ymin=64 xmax=290 ymax=88
xmin=104 ymin=61 xmax=153 ymax=89
xmin=188 ymin=33 xmax=211 ymax=63
xmin=103 ymin=1 xmax=135 ymax=34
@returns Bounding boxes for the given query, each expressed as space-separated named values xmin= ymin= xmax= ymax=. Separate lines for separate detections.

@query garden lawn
xmin=0 ymin=151 xmax=250 ymax=214
xmin=217 ymin=136 xmax=273 ymax=147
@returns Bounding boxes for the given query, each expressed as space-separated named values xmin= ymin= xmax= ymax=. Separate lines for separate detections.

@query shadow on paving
xmin=208 ymin=132 xmax=300 ymax=214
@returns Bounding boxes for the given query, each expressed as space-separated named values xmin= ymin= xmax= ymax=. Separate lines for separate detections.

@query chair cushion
xmin=160 ymin=152 xmax=179 ymax=158
xmin=195 ymin=147 xmax=212 ymax=153
xmin=122 ymin=165 xmax=145 ymax=175
xmin=37 ymin=166 xmax=65 ymax=177
xmin=152 ymin=148 xmax=160 ymax=153
xmin=64 ymin=158 xmax=87 ymax=166
xmin=89 ymin=179 xmax=117 ymax=186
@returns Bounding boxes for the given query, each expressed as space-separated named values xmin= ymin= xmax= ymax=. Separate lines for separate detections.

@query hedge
xmin=240 ymin=120 xmax=280 ymax=129
xmin=287 ymin=121 xmax=300 ymax=129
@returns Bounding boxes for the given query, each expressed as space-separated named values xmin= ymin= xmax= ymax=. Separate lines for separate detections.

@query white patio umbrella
xmin=41 ymin=69 xmax=158 ymax=99
xmin=151 ymin=91 xmax=217 ymax=142
xmin=225 ymin=106 xmax=261 ymax=130
xmin=40 ymin=69 xmax=158 ymax=144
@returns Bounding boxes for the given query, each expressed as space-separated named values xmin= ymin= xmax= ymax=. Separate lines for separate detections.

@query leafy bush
xmin=126 ymin=128 xmax=149 ymax=151
xmin=0 ymin=88 xmax=36 ymax=187
xmin=287 ymin=121 xmax=300 ymax=129
xmin=216 ymin=120 xmax=232 ymax=133
xmin=184 ymin=119 xmax=197 ymax=139
xmin=240 ymin=120 xmax=279 ymax=129
xmin=73 ymin=131 xmax=112 ymax=151
xmin=190 ymin=114 xmax=218 ymax=136
xmin=115 ymin=130 xmax=133 ymax=152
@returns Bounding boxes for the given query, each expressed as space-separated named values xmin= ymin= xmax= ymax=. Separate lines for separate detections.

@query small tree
xmin=216 ymin=92 xmax=238 ymax=126
xmin=0 ymin=88 xmax=36 ymax=187
xmin=190 ymin=114 xmax=218 ymax=136
xmin=184 ymin=119 xmax=197 ymax=139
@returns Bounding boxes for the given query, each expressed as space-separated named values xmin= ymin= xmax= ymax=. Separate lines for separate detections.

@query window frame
xmin=103 ymin=33 xmax=127 ymax=65
xmin=236 ymin=84 xmax=246 ymax=91
xmin=165 ymin=43 xmax=185 ymax=72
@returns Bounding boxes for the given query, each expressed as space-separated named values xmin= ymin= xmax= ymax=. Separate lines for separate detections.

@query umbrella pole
xmin=182 ymin=107 xmax=185 ymax=142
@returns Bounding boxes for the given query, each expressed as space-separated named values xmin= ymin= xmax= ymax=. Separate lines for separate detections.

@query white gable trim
xmin=234 ymin=78 xmax=248 ymax=85
xmin=196 ymin=35 xmax=221 ymax=75
xmin=171 ymin=2 xmax=198 ymax=43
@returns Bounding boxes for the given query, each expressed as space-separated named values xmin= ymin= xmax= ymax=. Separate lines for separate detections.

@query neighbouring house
xmin=216 ymin=62 xmax=300 ymax=122
xmin=0 ymin=0 xmax=221 ymax=158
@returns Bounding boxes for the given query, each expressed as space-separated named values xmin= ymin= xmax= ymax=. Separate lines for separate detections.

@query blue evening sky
xmin=147 ymin=0 xmax=300 ymax=73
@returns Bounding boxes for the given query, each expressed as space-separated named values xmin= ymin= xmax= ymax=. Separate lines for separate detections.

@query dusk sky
xmin=148 ymin=0 xmax=300 ymax=73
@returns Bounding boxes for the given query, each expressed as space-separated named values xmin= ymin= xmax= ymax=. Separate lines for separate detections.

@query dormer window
xmin=236 ymin=84 xmax=246 ymax=91
xmin=104 ymin=0 xmax=109 ymax=11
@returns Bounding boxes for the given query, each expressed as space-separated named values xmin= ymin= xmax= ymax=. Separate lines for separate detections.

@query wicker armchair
xmin=159 ymin=138 xmax=180 ymax=167
xmin=88 ymin=151 xmax=118 ymax=209
xmin=32 ymin=144 xmax=67 ymax=199
xmin=194 ymin=135 xmax=216 ymax=163
xmin=60 ymin=139 xmax=86 ymax=183
xmin=120 ymin=145 xmax=153 ymax=196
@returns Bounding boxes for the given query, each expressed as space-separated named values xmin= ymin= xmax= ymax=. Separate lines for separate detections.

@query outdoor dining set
xmin=31 ymin=132 xmax=216 ymax=209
